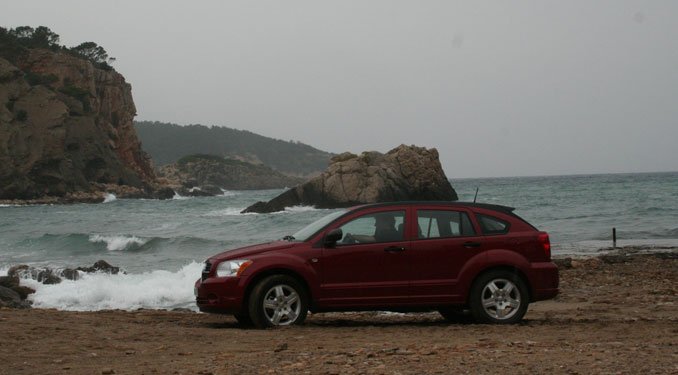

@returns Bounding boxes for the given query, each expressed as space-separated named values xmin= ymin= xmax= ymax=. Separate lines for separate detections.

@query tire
xmin=469 ymin=270 xmax=529 ymax=324
xmin=248 ymin=275 xmax=308 ymax=329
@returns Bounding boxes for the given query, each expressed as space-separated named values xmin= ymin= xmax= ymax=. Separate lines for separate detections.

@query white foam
xmin=204 ymin=207 xmax=248 ymax=217
xmin=102 ymin=193 xmax=117 ymax=203
xmin=89 ymin=234 xmax=148 ymax=251
xmin=172 ymin=191 xmax=191 ymax=200
xmin=0 ymin=266 xmax=8 ymax=276
xmin=24 ymin=262 xmax=203 ymax=311
xmin=282 ymin=205 xmax=321 ymax=213
xmin=220 ymin=189 xmax=238 ymax=197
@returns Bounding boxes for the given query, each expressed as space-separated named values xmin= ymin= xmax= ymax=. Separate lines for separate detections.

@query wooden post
xmin=613 ymin=227 xmax=617 ymax=249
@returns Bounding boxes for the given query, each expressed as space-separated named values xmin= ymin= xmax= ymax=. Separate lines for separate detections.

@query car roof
xmin=350 ymin=201 xmax=516 ymax=215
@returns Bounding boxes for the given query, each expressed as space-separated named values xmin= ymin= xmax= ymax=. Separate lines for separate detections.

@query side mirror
xmin=324 ymin=228 xmax=343 ymax=248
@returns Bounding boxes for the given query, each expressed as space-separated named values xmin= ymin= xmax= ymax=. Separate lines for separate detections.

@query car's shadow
xmin=200 ymin=314 xmax=482 ymax=330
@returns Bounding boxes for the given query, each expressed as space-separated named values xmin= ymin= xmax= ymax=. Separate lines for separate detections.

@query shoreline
xmin=1 ymin=251 xmax=675 ymax=374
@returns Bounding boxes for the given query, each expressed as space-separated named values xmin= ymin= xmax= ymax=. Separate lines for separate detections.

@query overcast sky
xmin=3 ymin=1 xmax=677 ymax=177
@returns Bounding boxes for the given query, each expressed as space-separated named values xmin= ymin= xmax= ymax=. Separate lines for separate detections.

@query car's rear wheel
xmin=248 ymin=275 xmax=308 ymax=328
xmin=469 ymin=270 xmax=528 ymax=324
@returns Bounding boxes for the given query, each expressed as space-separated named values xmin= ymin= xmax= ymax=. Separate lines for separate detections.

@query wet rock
xmin=243 ymin=144 xmax=457 ymax=213
xmin=0 ymin=286 xmax=30 ymax=308
xmin=0 ymin=275 xmax=20 ymax=289
xmin=152 ymin=187 xmax=175 ymax=200
xmin=77 ymin=260 xmax=121 ymax=275
xmin=7 ymin=265 xmax=29 ymax=279
xmin=12 ymin=286 xmax=36 ymax=300
xmin=59 ymin=268 xmax=80 ymax=281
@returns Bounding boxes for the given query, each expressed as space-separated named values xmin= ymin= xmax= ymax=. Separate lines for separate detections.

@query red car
xmin=195 ymin=202 xmax=558 ymax=327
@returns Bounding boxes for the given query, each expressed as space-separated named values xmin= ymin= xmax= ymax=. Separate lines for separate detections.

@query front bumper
xmin=194 ymin=276 xmax=244 ymax=314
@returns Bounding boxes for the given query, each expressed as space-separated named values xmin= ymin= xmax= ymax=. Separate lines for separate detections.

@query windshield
xmin=292 ymin=209 xmax=347 ymax=241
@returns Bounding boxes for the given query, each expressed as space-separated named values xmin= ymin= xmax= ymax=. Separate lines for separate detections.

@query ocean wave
xmin=220 ymin=189 xmax=239 ymax=197
xmin=88 ymin=234 xmax=149 ymax=251
xmin=102 ymin=193 xmax=117 ymax=203
xmin=283 ymin=205 xmax=319 ymax=213
xmin=204 ymin=207 xmax=247 ymax=217
xmin=24 ymin=262 xmax=202 ymax=311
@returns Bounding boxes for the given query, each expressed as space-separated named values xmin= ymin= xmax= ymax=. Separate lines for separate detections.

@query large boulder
xmin=0 ymin=285 xmax=31 ymax=309
xmin=243 ymin=145 xmax=457 ymax=213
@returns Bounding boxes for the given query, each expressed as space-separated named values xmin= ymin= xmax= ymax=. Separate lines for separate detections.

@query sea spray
xmin=103 ymin=193 xmax=117 ymax=203
xmin=24 ymin=262 xmax=203 ymax=311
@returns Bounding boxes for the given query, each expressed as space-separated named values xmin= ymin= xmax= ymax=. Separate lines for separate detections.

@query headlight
xmin=215 ymin=259 xmax=253 ymax=277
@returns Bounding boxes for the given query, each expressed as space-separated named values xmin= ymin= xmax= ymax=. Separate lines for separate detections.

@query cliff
xmin=157 ymin=154 xmax=305 ymax=193
xmin=243 ymin=145 xmax=458 ymax=213
xmin=0 ymin=46 xmax=156 ymax=201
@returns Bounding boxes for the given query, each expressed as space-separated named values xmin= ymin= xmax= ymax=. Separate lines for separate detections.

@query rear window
xmin=477 ymin=214 xmax=510 ymax=235
xmin=417 ymin=210 xmax=476 ymax=239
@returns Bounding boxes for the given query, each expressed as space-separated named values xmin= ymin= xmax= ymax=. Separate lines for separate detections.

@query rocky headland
xmin=157 ymin=154 xmax=304 ymax=195
xmin=0 ymin=28 xmax=167 ymax=204
xmin=243 ymin=144 xmax=458 ymax=213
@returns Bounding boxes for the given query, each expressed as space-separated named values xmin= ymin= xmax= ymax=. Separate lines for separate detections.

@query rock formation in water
xmin=157 ymin=154 xmax=305 ymax=195
xmin=243 ymin=144 xmax=458 ymax=213
xmin=0 ymin=43 xmax=158 ymax=202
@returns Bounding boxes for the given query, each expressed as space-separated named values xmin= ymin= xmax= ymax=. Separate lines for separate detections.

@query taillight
xmin=538 ymin=232 xmax=551 ymax=259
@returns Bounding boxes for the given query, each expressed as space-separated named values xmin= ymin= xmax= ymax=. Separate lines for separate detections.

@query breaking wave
xmin=88 ymin=234 xmax=149 ymax=251
xmin=23 ymin=262 xmax=202 ymax=311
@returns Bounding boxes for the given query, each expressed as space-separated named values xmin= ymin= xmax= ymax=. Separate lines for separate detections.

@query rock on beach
xmin=243 ymin=144 xmax=458 ymax=213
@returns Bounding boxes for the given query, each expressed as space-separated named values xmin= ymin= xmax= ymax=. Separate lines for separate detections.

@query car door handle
xmin=384 ymin=246 xmax=406 ymax=252
xmin=463 ymin=242 xmax=482 ymax=248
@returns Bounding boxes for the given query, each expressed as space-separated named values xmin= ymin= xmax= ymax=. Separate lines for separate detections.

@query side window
xmin=477 ymin=214 xmax=510 ymax=235
xmin=417 ymin=210 xmax=476 ymax=239
xmin=337 ymin=210 xmax=405 ymax=244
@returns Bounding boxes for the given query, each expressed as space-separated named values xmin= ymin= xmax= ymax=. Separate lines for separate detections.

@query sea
xmin=1 ymin=172 xmax=676 ymax=312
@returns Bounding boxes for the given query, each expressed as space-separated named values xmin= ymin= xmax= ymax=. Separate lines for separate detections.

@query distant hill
xmin=135 ymin=121 xmax=333 ymax=177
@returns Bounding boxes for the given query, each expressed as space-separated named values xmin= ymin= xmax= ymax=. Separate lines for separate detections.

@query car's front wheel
xmin=469 ymin=270 xmax=529 ymax=324
xmin=248 ymin=275 xmax=308 ymax=328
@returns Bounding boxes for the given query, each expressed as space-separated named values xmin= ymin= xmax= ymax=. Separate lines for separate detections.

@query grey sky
xmin=3 ymin=1 xmax=677 ymax=177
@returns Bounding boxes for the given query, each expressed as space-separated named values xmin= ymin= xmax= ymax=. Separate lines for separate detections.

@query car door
xmin=408 ymin=208 xmax=483 ymax=304
xmin=318 ymin=208 xmax=411 ymax=308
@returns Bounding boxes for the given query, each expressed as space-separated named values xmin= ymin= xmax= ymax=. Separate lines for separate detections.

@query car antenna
xmin=473 ymin=187 xmax=479 ymax=203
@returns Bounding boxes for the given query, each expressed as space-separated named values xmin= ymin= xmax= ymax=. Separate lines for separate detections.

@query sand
xmin=0 ymin=251 xmax=676 ymax=374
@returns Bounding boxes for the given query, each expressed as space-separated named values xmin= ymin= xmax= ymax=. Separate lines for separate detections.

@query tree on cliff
xmin=6 ymin=26 xmax=61 ymax=49
xmin=70 ymin=42 xmax=115 ymax=66
xmin=0 ymin=26 xmax=115 ymax=70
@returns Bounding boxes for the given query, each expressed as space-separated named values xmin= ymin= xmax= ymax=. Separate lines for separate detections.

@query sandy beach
xmin=1 ymin=250 xmax=676 ymax=375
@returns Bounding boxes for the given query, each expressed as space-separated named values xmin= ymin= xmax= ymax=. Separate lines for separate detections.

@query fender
xmin=238 ymin=252 xmax=322 ymax=300
xmin=456 ymin=248 xmax=532 ymax=301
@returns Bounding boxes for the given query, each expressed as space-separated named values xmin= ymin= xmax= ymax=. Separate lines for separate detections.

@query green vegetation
xmin=58 ymin=84 xmax=91 ymax=112
xmin=177 ymin=154 xmax=229 ymax=165
xmin=0 ymin=26 xmax=115 ymax=70
xmin=135 ymin=121 xmax=333 ymax=176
